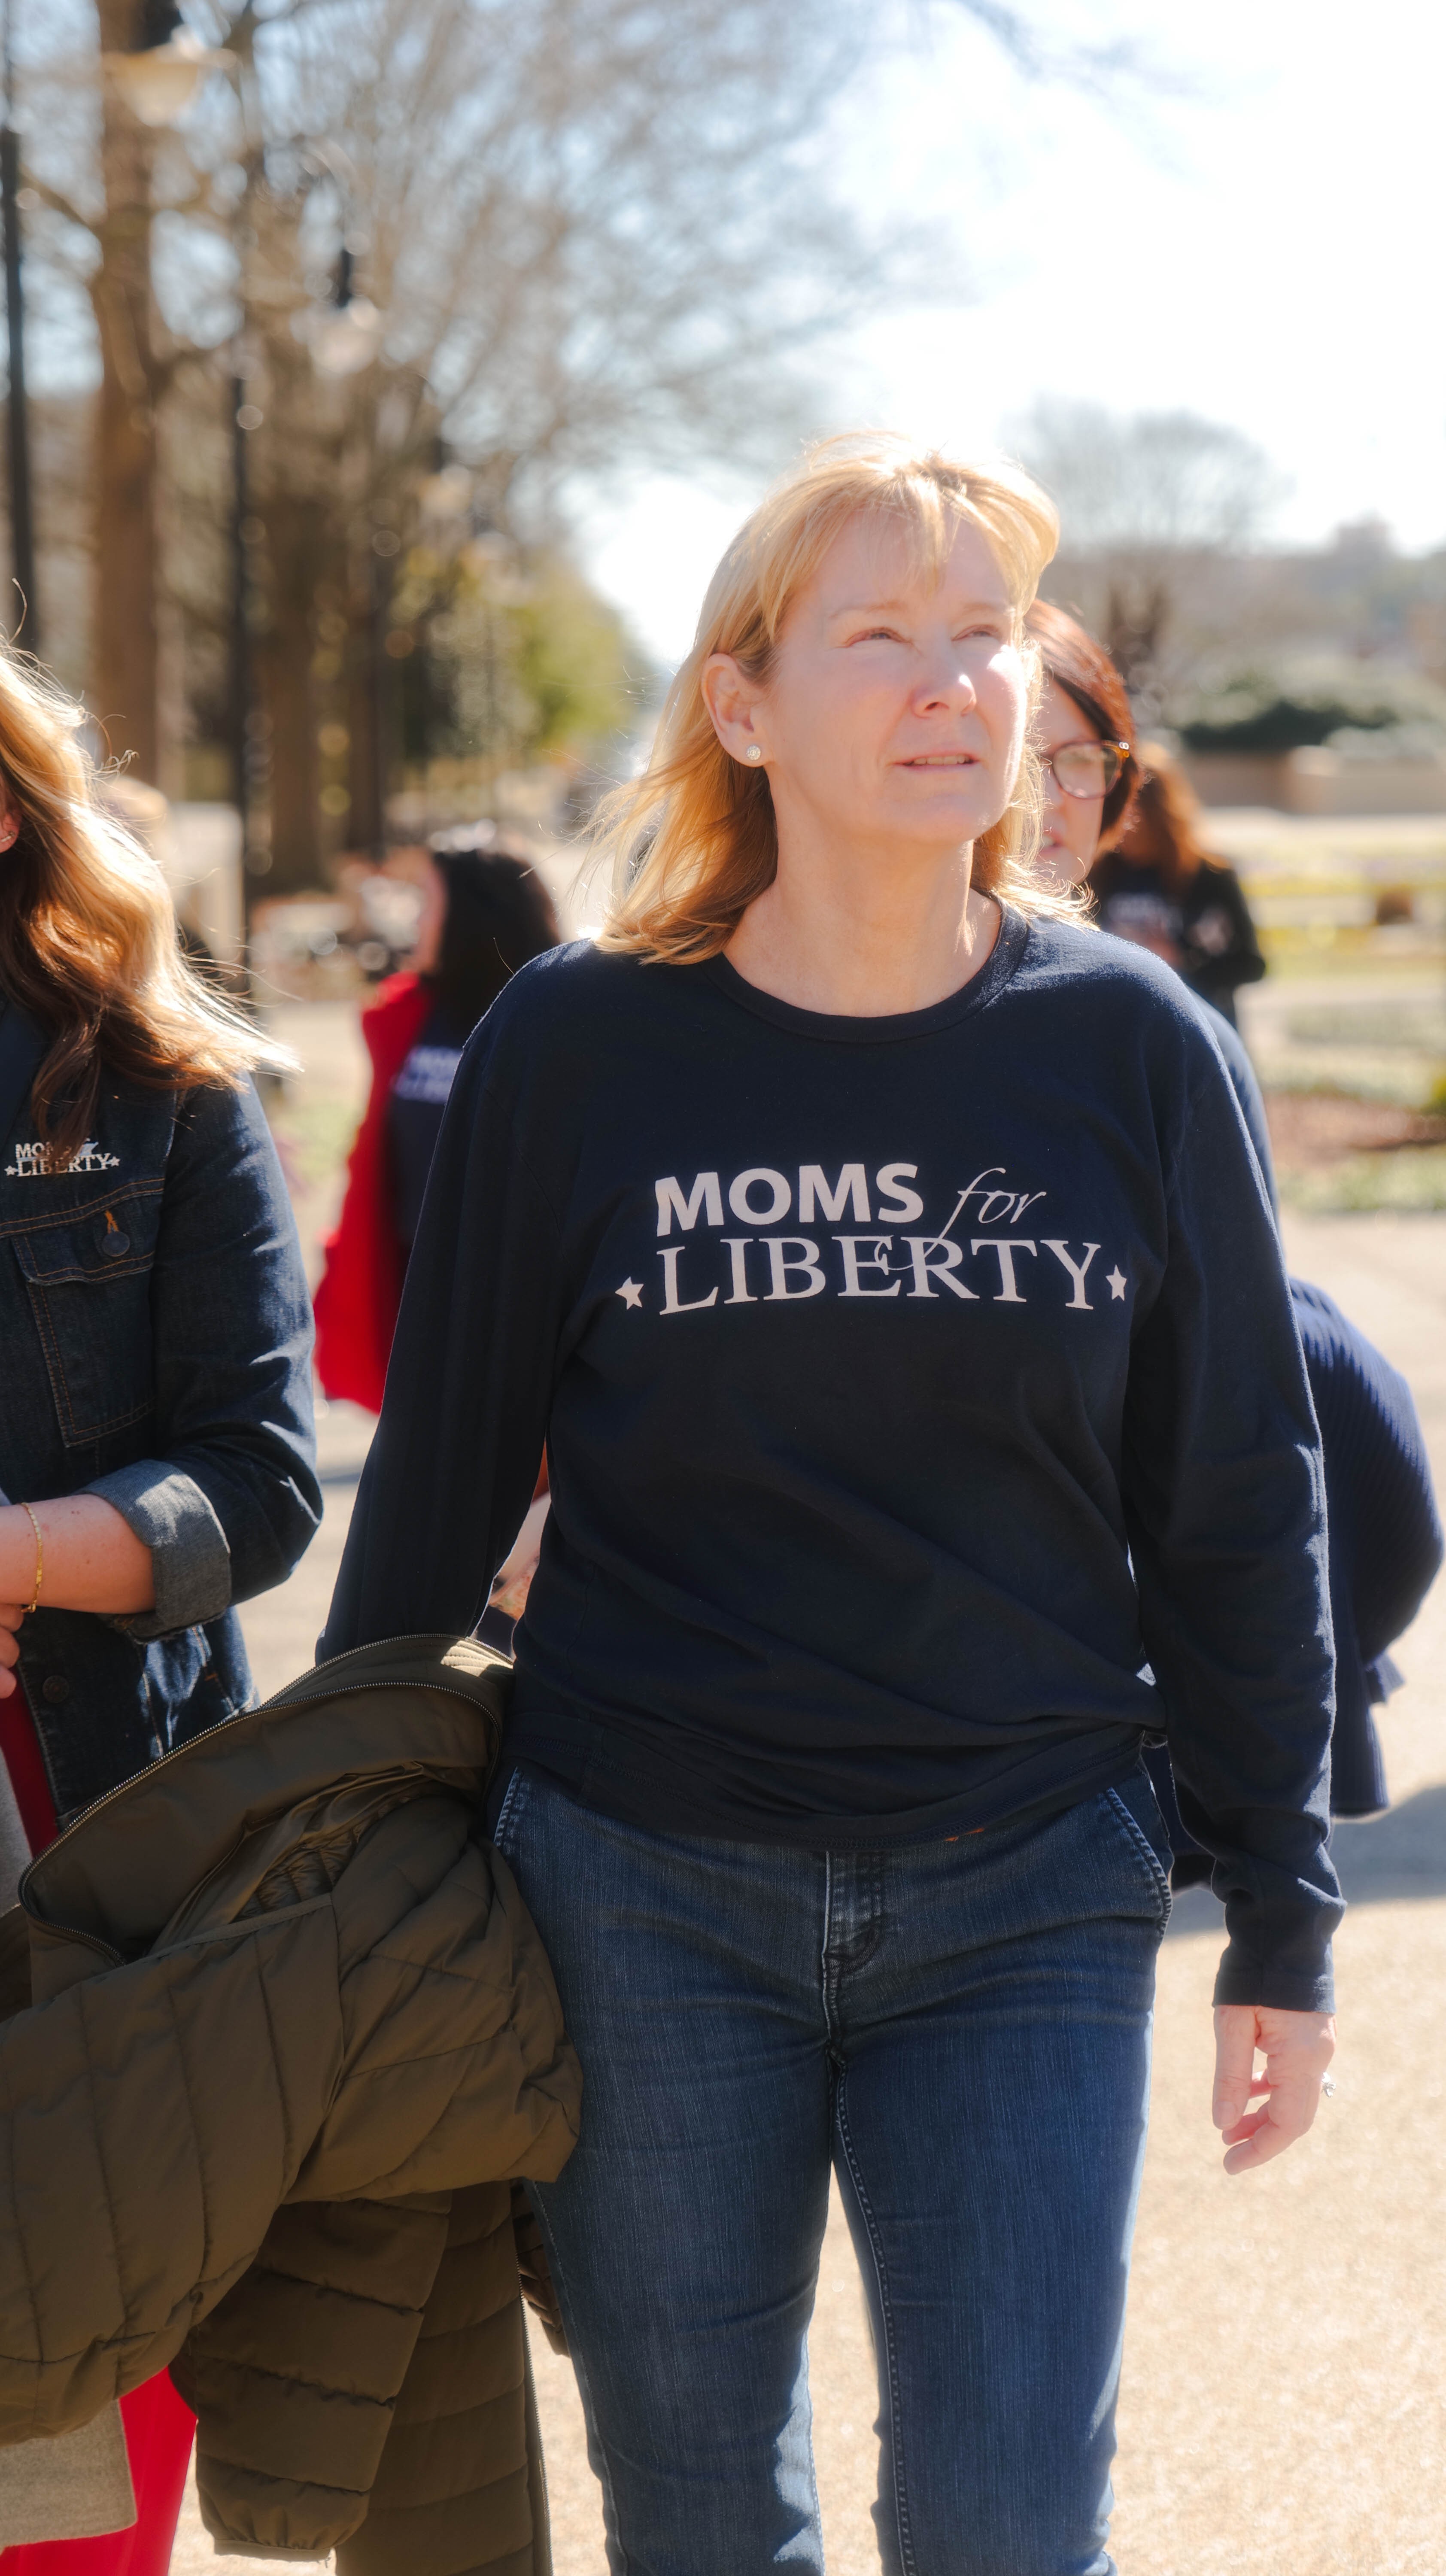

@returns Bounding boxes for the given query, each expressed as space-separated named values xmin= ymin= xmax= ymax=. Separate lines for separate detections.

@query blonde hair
xmin=595 ymin=431 xmax=1064 ymax=963
xmin=0 ymin=644 xmax=292 ymax=1158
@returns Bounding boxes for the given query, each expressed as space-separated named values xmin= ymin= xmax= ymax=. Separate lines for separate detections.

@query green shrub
xmin=1173 ymin=656 xmax=1446 ymax=755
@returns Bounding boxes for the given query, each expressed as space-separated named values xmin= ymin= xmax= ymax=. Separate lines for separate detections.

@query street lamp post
xmin=1 ymin=1 xmax=37 ymax=648
xmin=304 ymin=222 xmax=388 ymax=856
xmin=303 ymin=238 xmax=384 ymax=380
xmin=109 ymin=0 xmax=220 ymax=129
xmin=230 ymin=372 xmax=255 ymax=893
xmin=2 ymin=4 xmax=230 ymax=673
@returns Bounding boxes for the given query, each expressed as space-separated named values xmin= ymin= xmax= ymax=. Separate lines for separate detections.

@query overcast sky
xmin=578 ymin=0 xmax=1446 ymax=666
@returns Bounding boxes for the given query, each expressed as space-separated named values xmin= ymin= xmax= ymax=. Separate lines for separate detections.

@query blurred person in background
xmin=314 ymin=829 xmax=559 ymax=1641
xmin=1028 ymin=601 xmax=1275 ymax=1181
xmin=1028 ymin=598 xmax=1139 ymax=899
xmin=314 ymin=827 xmax=561 ymax=1414
xmin=1088 ymin=743 xmax=1265 ymax=1024
xmin=324 ymin=437 xmax=1339 ymax=2576
xmin=1027 ymin=602 xmax=1443 ymax=1869
xmin=0 ymin=647 xmax=320 ymax=2571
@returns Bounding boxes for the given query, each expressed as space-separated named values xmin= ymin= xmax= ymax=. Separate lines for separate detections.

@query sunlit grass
xmin=1279 ymin=1148 xmax=1446 ymax=1214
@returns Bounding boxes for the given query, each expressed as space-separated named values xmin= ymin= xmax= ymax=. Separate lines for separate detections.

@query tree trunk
xmin=261 ymin=492 xmax=324 ymax=893
xmin=90 ymin=2 xmax=162 ymax=782
xmin=1105 ymin=568 xmax=1172 ymax=715
xmin=347 ymin=544 xmax=393 ymax=859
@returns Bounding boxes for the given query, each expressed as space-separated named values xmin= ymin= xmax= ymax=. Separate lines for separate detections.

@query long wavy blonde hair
xmin=0 ymin=644 xmax=290 ymax=1159
xmin=595 ymin=432 xmax=1063 ymax=963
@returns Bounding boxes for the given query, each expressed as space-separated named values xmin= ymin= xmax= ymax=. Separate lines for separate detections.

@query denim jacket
xmin=0 ymin=1035 xmax=321 ymax=1824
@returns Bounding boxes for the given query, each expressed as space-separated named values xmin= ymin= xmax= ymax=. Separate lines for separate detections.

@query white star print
xmin=616 ymin=1278 xmax=644 ymax=1309
xmin=1106 ymin=1267 xmax=1127 ymax=1301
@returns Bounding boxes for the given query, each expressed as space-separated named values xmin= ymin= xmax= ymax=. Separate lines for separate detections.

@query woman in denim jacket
xmin=0 ymin=647 xmax=320 ymax=1832
xmin=0 ymin=649 xmax=319 ymax=2570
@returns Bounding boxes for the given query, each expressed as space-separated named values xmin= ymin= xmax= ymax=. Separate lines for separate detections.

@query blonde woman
xmin=0 ymin=650 xmax=319 ymax=1821
xmin=0 ymin=650 xmax=319 ymax=2564
xmin=325 ymin=436 xmax=1337 ymax=2576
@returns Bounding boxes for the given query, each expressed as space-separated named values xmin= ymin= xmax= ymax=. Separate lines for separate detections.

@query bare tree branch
xmin=12 ymin=0 xmax=1177 ymax=854
xmin=1017 ymin=398 xmax=1288 ymax=711
xmin=27 ymin=176 xmax=96 ymax=237
xmin=940 ymin=0 xmax=1185 ymax=106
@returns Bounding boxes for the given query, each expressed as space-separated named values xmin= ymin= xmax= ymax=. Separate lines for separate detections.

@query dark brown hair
xmin=427 ymin=830 xmax=561 ymax=1033
xmin=1025 ymin=600 xmax=1140 ymax=839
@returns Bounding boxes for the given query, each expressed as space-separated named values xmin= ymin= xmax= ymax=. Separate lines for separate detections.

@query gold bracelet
xmin=18 ymin=1502 xmax=42 ymax=1616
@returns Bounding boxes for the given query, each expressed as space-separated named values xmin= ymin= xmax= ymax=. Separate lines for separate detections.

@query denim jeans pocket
xmin=491 ymin=1763 xmax=531 ymax=1860
xmin=1103 ymin=1775 xmax=1174 ymax=1928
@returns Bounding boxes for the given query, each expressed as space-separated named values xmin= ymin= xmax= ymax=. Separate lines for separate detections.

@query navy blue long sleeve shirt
xmin=323 ymin=913 xmax=1340 ymax=2010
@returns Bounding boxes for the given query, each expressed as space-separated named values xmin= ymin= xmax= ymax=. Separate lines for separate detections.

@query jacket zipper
xmin=23 ymin=1642 xmax=504 ymax=1948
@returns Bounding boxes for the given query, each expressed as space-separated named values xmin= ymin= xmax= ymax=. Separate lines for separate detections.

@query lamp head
xmin=308 ymin=297 xmax=384 ymax=378
xmin=111 ymin=6 xmax=230 ymax=128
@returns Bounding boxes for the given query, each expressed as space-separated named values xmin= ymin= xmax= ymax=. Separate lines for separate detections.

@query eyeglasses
xmin=1043 ymin=739 xmax=1130 ymax=800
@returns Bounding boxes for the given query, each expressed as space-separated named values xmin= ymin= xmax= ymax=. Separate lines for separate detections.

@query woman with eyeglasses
xmin=1025 ymin=601 xmax=1443 ymax=1879
xmin=1028 ymin=600 xmax=1277 ymax=1187
xmin=1027 ymin=600 xmax=1139 ymax=896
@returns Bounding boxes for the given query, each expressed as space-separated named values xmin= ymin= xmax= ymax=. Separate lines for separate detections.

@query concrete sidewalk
xmin=174 ymin=1210 xmax=1446 ymax=2573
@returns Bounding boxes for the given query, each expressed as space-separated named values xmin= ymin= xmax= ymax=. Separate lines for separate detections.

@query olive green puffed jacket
xmin=0 ymin=1634 xmax=582 ymax=2575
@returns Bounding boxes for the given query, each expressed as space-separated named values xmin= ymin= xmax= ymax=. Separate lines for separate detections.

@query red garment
xmin=0 ymin=1687 xmax=197 ymax=2572
xmin=312 ymin=972 xmax=550 ymax=1512
xmin=0 ymin=1689 xmax=57 ymax=1854
xmin=313 ymin=973 xmax=432 ymax=1414
xmin=0 ymin=2377 xmax=195 ymax=2575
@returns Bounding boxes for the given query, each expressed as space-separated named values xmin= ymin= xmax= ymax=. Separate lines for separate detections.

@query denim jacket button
xmin=100 ymin=1230 xmax=131 ymax=1260
xmin=41 ymin=1675 xmax=70 ymax=1705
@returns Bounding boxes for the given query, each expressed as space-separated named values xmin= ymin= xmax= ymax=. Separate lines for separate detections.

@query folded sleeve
xmin=83 ymin=1079 xmax=321 ymax=1634
xmin=1291 ymin=1279 xmax=1443 ymax=1665
xmin=88 ymin=1461 xmax=231 ymax=1636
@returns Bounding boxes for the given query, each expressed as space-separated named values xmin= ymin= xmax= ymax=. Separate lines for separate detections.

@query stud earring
xmin=744 ymin=744 xmax=764 ymax=764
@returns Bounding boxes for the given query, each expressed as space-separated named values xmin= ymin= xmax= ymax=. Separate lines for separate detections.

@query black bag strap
xmin=0 ymin=999 xmax=45 ymax=1154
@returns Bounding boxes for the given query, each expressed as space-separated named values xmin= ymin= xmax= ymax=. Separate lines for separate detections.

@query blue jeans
xmin=495 ymin=1762 xmax=1172 ymax=2576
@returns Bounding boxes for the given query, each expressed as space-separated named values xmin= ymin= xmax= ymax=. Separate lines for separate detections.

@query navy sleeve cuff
xmin=1212 ymin=1948 xmax=1336 ymax=2016
xmin=85 ymin=1461 xmax=233 ymax=1637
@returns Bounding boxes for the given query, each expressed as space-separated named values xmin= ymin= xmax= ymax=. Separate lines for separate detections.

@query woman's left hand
xmin=489 ymin=1495 xmax=551 ymax=1622
xmin=0 ymin=1602 xmax=21 ymax=1700
xmin=1213 ymin=2003 xmax=1337 ymax=2174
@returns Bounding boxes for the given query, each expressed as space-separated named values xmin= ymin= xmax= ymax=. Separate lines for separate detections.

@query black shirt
xmin=1088 ymin=852 xmax=1265 ymax=1023
xmin=323 ymin=916 xmax=1340 ymax=2010
xmin=386 ymin=1005 xmax=467 ymax=1249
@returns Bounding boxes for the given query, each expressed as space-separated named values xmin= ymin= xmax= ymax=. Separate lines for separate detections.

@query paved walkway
xmin=173 ymin=1209 xmax=1446 ymax=2572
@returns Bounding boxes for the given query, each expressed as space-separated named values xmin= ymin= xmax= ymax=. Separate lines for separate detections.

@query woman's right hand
xmin=0 ymin=1602 xmax=22 ymax=1699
